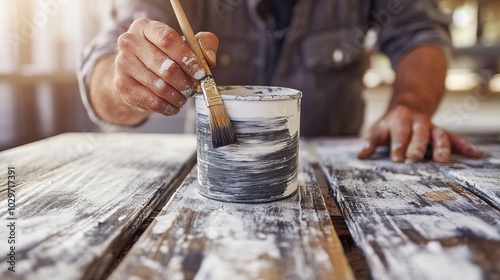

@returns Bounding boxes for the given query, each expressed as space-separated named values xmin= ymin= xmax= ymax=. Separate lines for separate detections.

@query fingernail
xmin=164 ymin=103 xmax=176 ymax=115
xmin=435 ymin=148 xmax=450 ymax=162
xmin=206 ymin=50 xmax=216 ymax=63
xmin=181 ymin=87 xmax=194 ymax=98
xmin=193 ymin=70 xmax=206 ymax=80
xmin=407 ymin=149 xmax=424 ymax=162
xmin=391 ymin=154 xmax=404 ymax=162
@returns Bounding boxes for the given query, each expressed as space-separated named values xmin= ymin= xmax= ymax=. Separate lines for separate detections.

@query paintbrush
xmin=170 ymin=0 xmax=237 ymax=148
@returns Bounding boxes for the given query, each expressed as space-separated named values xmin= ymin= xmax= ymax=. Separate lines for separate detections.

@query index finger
xmin=141 ymin=20 xmax=206 ymax=80
xmin=431 ymin=128 xmax=451 ymax=163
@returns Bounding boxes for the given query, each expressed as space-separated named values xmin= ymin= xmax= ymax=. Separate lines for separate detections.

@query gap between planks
xmin=102 ymin=153 xmax=197 ymax=279
xmin=313 ymin=163 xmax=371 ymax=280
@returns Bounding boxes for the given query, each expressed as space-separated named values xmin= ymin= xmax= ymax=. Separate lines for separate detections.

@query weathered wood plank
xmin=450 ymin=142 xmax=500 ymax=169
xmin=298 ymin=141 xmax=372 ymax=280
xmin=0 ymin=133 xmax=196 ymax=280
xmin=316 ymin=139 xmax=500 ymax=280
xmin=110 ymin=154 xmax=354 ymax=280
xmin=0 ymin=133 xmax=107 ymax=193
xmin=442 ymin=140 xmax=500 ymax=209
xmin=443 ymin=168 xmax=500 ymax=210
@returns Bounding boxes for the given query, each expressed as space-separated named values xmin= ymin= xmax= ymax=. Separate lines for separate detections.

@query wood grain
xmin=0 ymin=133 xmax=196 ymax=280
xmin=110 ymin=153 xmax=354 ymax=280
xmin=443 ymin=168 xmax=500 ymax=210
xmin=316 ymin=139 xmax=500 ymax=280
xmin=0 ymin=133 xmax=106 ymax=193
xmin=442 ymin=140 xmax=500 ymax=209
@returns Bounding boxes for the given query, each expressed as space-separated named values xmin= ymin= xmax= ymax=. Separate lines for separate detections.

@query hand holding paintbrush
xmin=170 ymin=0 xmax=237 ymax=148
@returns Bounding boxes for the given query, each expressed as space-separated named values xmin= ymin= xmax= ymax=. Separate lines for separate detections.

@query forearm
xmin=89 ymin=55 xmax=149 ymax=126
xmin=388 ymin=45 xmax=447 ymax=117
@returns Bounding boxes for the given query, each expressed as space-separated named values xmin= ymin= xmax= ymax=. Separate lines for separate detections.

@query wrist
xmin=387 ymin=91 xmax=438 ymax=118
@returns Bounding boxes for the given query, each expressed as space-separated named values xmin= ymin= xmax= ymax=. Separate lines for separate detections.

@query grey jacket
xmin=78 ymin=0 xmax=450 ymax=137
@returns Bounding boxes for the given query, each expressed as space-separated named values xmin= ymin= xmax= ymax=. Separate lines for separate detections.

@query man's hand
xmin=356 ymin=45 xmax=483 ymax=163
xmin=357 ymin=105 xmax=483 ymax=163
xmin=89 ymin=18 xmax=219 ymax=126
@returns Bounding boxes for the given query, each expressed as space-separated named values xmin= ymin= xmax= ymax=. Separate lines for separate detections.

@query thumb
xmin=196 ymin=32 xmax=219 ymax=67
xmin=357 ymin=136 xmax=377 ymax=159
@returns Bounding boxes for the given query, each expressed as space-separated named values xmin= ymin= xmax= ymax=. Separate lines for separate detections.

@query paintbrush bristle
xmin=209 ymin=104 xmax=237 ymax=148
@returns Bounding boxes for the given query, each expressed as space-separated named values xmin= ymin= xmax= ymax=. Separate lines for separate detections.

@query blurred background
xmin=0 ymin=0 xmax=499 ymax=151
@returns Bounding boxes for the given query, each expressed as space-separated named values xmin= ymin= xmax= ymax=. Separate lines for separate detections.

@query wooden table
xmin=0 ymin=133 xmax=498 ymax=280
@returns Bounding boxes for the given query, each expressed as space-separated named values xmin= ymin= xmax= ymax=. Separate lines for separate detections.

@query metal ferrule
xmin=200 ymin=76 xmax=223 ymax=107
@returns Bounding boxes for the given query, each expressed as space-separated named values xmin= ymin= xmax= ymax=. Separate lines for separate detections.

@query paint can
xmin=195 ymin=86 xmax=302 ymax=203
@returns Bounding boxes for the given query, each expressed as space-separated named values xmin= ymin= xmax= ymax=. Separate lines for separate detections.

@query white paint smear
xmin=181 ymin=56 xmax=195 ymax=66
xmin=193 ymin=70 xmax=205 ymax=80
xmin=159 ymin=58 xmax=175 ymax=75
xmin=154 ymin=79 xmax=166 ymax=89
xmin=181 ymin=88 xmax=194 ymax=97
xmin=389 ymin=244 xmax=483 ymax=280
xmin=195 ymin=237 xmax=281 ymax=279
xmin=152 ymin=212 xmax=178 ymax=235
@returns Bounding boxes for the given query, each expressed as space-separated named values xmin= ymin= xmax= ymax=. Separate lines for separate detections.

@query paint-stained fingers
xmin=389 ymin=117 xmax=412 ymax=163
xmin=115 ymin=52 xmax=187 ymax=108
xmin=406 ymin=120 xmax=431 ymax=162
xmin=114 ymin=53 xmax=180 ymax=115
xmin=447 ymin=130 xmax=484 ymax=158
xmin=138 ymin=19 xmax=206 ymax=80
xmin=431 ymin=128 xmax=451 ymax=163
xmin=196 ymin=32 xmax=219 ymax=67
xmin=156 ymin=57 xmax=195 ymax=98
xmin=132 ymin=61 xmax=187 ymax=108
xmin=116 ymin=74 xmax=180 ymax=116
xmin=154 ymin=83 xmax=187 ymax=109
xmin=357 ymin=125 xmax=388 ymax=159
xmin=357 ymin=135 xmax=377 ymax=159
xmin=118 ymin=32 xmax=195 ymax=97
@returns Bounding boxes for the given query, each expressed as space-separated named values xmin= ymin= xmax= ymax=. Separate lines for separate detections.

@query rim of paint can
xmin=194 ymin=86 xmax=302 ymax=101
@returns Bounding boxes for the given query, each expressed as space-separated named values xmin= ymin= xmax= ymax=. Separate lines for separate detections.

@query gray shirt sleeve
xmin=373 ymin=0 xmax=451 ymax=67
xmin=76 ymin=0 xmax=169 ymax=130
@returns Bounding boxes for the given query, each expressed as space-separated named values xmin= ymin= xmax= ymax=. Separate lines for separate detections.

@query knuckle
xmin=117 ymin=32 xmax=134 ymax=50
xmin=114 ymin=53 xmax=128 ymax=69
xmin=114 ymin=75 xmax=131 ymax=94
xmin=131 ymin=17 xmax=149 ymax=30
xmin=157 ymin=27 xmax=178 ymax=49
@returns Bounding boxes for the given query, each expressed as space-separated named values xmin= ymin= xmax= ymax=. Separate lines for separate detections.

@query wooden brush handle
xmin=170 ymin=0 xmax=212 ymax=75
